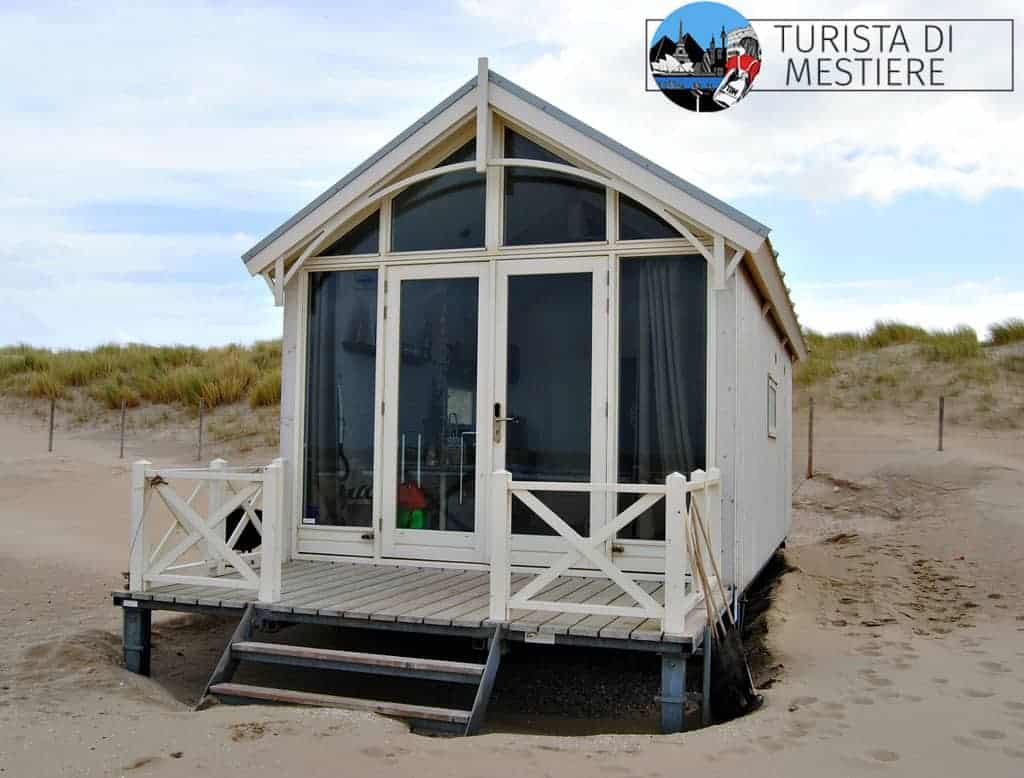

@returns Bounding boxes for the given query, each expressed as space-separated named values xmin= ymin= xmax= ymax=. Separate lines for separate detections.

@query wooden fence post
xmin=807 ymin=396 xmax=814 ymax=479
xmin=663 ymin=471 xmax=689 ymax=637
xmin=48 ymin=397 xmax=55 ymax=453
xmin=196 ymin=399 xmax=205 ymax=462
xmin=938 ymin=395 xmax=945 ymax=452
xmin=119 ymin=400 xmax=127 ymax=459
xmin=129 ymin=459 xmax=151 ymax=592
xmin=207 ymin=458 xmax=228 ymax=573
xmin=258 ymin=459 xmax=283 ymax=603
xmin=489 ymin=470 xmax=512 ymax=624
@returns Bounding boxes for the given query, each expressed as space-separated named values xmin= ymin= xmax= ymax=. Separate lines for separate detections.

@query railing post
xmin=706 ymin=467 xmax=722 ymax=580
xmin=489 ymin=470 xmax=512 ymax=624
xmin=206 ymin=458 xmax=228 ymax=574
xmin=663 ymin=471 xmax=688 ymax=637
xmin=129 ymin=459 xmax=151 ymax=592
xmin=258 ymin=459 xmax=284 ymax=603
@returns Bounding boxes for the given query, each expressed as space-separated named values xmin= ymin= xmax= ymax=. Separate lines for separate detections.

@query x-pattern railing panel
xmin=507 ymin=487 xmax=666 ymax=619
xmin=130 ymin=460 xmax=283 ymax=601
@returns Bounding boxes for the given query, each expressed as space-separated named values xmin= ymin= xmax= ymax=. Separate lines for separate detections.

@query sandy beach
xmin=2 ymin=405 xmax=1023 ymax=777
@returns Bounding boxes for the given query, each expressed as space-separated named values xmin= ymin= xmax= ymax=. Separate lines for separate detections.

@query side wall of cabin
xmin=728 ymin=266 xmax=793 ymax=595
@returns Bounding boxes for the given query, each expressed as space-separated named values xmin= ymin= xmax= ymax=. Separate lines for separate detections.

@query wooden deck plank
xmin=533 ymin=578 xmax=619 ymax=635
xmin=450 ymin=575 xmax=535 ymax=629
xmin=359 ymin=570 xmax=474 ymax=620
xmin=368 ymin=571 xmax=479 ymax=621
xmin=330 ymin=569 xmax=470 ymax=619
xmin=414 ymin=573 xmax=526 ymax=627
xmin=280 ymin=563 xmax=381 ymax=602
xmin=284 ymin=564 xmax=415 ymax=610
xmin=508 ymin=576 xmax=596 ymax=632
xmin=289 ymin=567 xmax=425 ymax=615
xmin=395 ymin=571 xmax=491 ymax=624
xmin=599 ymin=584 xmax=665 ymax=640
xmin=568 ymin=580 xmax=663 ymax=638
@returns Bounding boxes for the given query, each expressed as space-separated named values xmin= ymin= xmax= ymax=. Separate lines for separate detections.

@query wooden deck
xmin=115 ymin=560 xmax=706 ymax=645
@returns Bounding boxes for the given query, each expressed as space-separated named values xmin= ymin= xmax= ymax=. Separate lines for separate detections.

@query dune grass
xmin=0 ymin=341 xmax=282 ymax=410
xmin=989 ymin=318 xmax=1024 ymax=346
xmin=797 ymin=321 xmax=998 ymax=388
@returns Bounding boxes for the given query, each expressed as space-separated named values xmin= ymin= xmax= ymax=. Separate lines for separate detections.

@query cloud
xmin=459 ymin=0 xmax=1024 ymax=204
xmin=791 ymin=276 xmax=1024 ymax=336
xmin=0 ymin=1 xmax=1020 ymax=348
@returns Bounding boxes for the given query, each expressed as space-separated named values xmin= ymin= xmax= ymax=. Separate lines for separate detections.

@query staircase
xmin=199 ymin=605 xmax=504 ymax=735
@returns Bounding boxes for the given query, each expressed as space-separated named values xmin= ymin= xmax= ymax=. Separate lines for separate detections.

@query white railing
xmin=488 ymin=469 xmax=721 ymax=638
xmin=129 ymin=458 xmax=285 ymax=603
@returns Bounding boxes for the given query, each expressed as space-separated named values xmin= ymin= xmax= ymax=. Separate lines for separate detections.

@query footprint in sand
xmin=1003 ymin=701 xmax=1024 ymax=712
xmin=865 ymin=749 xmax=900 ymax=763
xmin=1004 ymin=746 xmax=1024 ymax=760
xmin=791 ymin=696 xmax=818 ymax=706
xmin=979 ymin=661 xmax=1011 ymax=674
xmin=961 ymin=688 xmax=996 ymax=699
xmin=849 ymin=695 xmax=875 ymax=705
xmin=971 ymin=729 xmax=1007 ymax=741
xmin=932 ymin=677 xmax=950 ymax=685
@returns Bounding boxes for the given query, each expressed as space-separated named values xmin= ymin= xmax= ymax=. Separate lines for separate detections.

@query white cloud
xmin=0 ymin=1 xmax=1021 ymax=348
xmin=460 ymin=0 xmax=1024 ymax=204
xmin=791 ymin=276 xmax=1024 ymax=336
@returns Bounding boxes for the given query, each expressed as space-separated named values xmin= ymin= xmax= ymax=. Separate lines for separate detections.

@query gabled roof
xmin=240 ymin=65 xmax=805 ymax=360
xmin=241 ymin=69 xmax=769 ymax=264
xmin=241 ymin=75 xmax=478 ymax=264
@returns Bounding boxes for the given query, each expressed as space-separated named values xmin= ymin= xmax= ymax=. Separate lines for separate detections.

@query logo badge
xmin=649 ymin=2 xmax=761 ymax=113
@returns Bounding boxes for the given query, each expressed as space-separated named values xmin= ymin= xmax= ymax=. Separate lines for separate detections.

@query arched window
xmin=391 ymin=140 xmax=485 ymax=252
xmin=317 ymin=210 xmax=379 ymax=256
xmin=618 ymin=195 xmax=682 ymax=241
xmin=503 ymin=130 xmax=606 ymax=245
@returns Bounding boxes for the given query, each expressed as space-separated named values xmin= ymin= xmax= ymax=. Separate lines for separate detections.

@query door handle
xmin=492 ymin=403 xmax=519 ymax=444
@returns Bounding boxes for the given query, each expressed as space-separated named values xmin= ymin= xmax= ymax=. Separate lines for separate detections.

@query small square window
xmin=767 ymin=374 xmax=778 ymax=439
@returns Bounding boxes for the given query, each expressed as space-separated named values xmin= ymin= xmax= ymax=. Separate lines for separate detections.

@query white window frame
xmin=767 ymin=373 xmax=778 ymax=439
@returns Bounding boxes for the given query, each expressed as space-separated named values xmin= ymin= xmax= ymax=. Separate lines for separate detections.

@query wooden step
xmin=231 ymin=641 xmax=484 ymax=684
xmin=209 ymin=682 xmax=471 ymax=726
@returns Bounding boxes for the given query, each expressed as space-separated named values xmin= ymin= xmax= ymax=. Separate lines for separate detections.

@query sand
xmin=2 ymin=405 xmax=1024 ymax=777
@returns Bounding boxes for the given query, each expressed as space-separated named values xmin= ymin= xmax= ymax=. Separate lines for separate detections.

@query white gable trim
xmin=242 ymin=61 xmax=805 ymax=359
xmin=243 ymin=82 xmax=477 ymax=275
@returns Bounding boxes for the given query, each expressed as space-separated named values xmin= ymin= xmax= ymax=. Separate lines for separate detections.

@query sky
xmin=650 ymin=1 xmax=750 ymax=51
xmin=1 ymin=0 xmax=1021 ymax=348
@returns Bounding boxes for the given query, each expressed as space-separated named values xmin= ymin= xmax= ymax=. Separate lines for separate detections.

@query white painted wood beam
xmin=476 ymin=57 xmax=489 ymax=174
xmin=725 ymin=246 xmax=745 ymax=279
xmin=273 ymin=256 xmax=284 ymax=307
xmin=711 ymin=233 xmax=726 ymax=290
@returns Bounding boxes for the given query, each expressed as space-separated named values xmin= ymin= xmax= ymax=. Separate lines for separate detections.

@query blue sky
xmin=1 ymin=0 xmax=1021 ymax=348
xmin=650 ymin=2 xmax=751 ymax=50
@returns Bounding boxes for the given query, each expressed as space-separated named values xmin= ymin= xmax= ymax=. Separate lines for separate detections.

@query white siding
xmin=731 ymin=268 xmax=792 ymax=593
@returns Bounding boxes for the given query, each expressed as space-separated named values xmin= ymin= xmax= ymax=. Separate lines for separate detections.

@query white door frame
xmin=380 ymin=261 xmax=493 ymax=563
xmin=492 ymin=255 xmax=610 ymax=568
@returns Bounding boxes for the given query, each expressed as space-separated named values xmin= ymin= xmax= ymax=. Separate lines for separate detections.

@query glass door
xmin=493 ymin=257 xmax=609 ymax=567
xmin=380 ymin=263 xmax=491 ymax=562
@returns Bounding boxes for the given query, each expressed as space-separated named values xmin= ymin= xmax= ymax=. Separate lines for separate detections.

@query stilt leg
xmin=659 ymin=653 xmax=686 ymax=733
xmin=702 ymin=627 xmax=713 ymax=726
xmin=123 ymin=606 xmax=152 ymax=676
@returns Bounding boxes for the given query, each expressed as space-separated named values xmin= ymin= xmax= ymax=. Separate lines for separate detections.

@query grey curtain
xmin=619 ymin=255 xmax=706 ymax=539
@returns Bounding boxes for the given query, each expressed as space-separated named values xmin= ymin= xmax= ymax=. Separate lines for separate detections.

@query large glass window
xmin=618 ymin=195 xmax=682 ymax=241
xmin=391 ymin=140 xmax=485 ymax=252
xmin=505 ymin=272 xmax=593 ymax=536
xmin=317 ymin=210 xmax=379 ymax=256
xmin=503 ymin=130 xmax=606 ymax=246
xmin=617 ymin=256 xmax=706 ymax=540
xmin=303 ymin=270 xmax=379 ymax=526
xmin=394 ymin=277 xmax=479 ymax=532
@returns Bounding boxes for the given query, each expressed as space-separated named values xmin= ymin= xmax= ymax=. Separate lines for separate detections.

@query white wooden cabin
xmin=116 ymin=59 xmax=806 ymax=735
